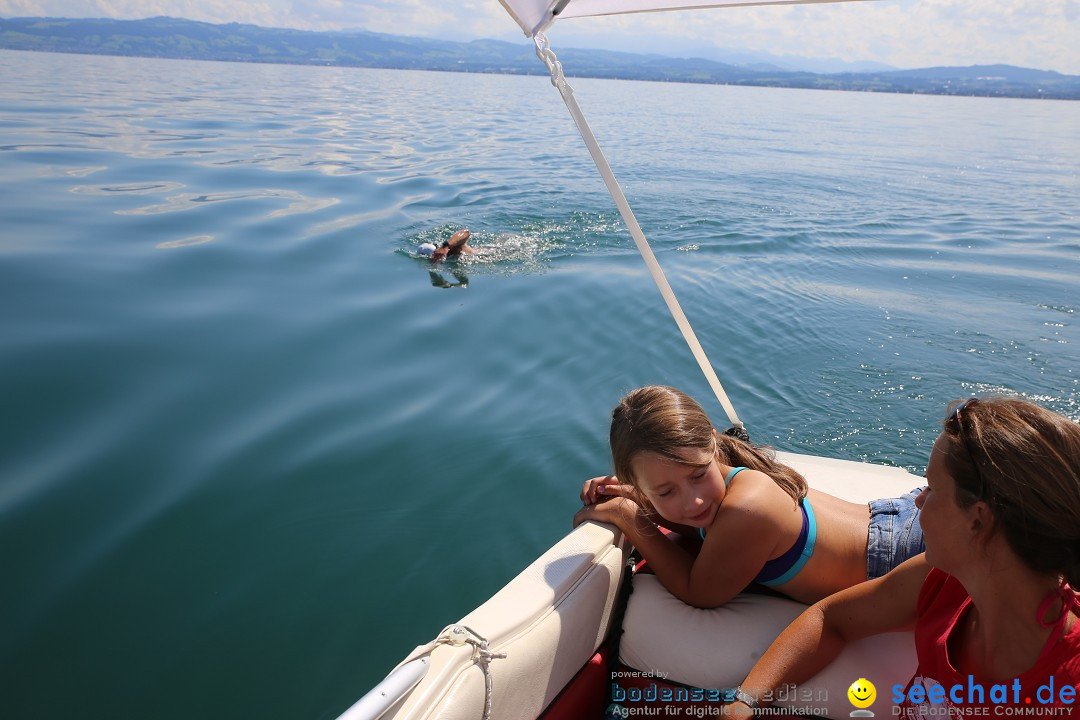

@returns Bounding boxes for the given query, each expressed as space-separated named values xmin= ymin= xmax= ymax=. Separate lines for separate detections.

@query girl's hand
xmin=573 ymin=495 xmax=640 ymax=533
xmin=580 ymin=474 xmax=634 ymax=506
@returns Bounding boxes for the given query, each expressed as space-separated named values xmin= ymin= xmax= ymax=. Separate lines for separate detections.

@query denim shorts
xmin=867 ymin=487 xmax=926 ymax=579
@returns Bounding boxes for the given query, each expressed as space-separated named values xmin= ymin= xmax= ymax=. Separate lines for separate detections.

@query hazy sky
xmin=1 ymin=0 xmax=1078 ymax=74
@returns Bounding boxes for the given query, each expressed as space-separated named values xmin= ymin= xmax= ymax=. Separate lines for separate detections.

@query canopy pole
xmin=534 ymin=33 xmax=745 ymax=433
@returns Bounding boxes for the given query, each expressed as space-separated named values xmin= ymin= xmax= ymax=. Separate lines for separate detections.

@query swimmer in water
xmin=418 ymin=229 xmax=475 ymax=262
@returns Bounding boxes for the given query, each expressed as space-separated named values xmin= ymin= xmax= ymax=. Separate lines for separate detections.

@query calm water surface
xmin=1 ymin=49 xmax=1078 ymax=719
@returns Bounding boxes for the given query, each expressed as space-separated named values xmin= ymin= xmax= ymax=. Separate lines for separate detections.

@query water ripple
xmin=117 ymin=189 xmax=339 ymax=218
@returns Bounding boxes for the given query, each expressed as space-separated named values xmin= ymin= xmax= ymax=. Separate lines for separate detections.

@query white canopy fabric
xmin=499 ymin=0 xmax=873 ymax=37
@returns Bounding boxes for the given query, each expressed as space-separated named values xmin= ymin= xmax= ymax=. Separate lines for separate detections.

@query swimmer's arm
xmin=734 ymin=554 xmax=930 ymax=709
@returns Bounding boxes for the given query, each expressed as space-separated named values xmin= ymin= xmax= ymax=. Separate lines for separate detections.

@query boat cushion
xmin=619 ymin=573 xmax=915 ymax=717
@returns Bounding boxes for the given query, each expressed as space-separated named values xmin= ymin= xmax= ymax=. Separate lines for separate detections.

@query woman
xmin=726 ymin=396 xmax=1080 ymax=716
xmin=574 ymin=385 xmax=926 ymax=608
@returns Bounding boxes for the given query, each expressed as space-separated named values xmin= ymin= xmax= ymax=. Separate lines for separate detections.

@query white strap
xmin=534 ymin=33 xmax=745 ymax=432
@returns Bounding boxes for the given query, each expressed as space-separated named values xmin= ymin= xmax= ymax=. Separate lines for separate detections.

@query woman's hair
xmin=610 ymin=385 xmax=807 ymax=505
xmin=941 ymin=395 xmax=1080 ymax=586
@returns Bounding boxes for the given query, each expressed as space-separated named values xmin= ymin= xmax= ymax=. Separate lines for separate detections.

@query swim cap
xmin=417 ymin=242 xmax=437 ymax=256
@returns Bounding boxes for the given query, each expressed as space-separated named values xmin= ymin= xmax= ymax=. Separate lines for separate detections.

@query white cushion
xmin=619 ymin=574 xmax=915 ymax=718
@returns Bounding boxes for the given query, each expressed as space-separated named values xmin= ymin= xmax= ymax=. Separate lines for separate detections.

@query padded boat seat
xmin=364 ymin=521 xmax=631 ymax=720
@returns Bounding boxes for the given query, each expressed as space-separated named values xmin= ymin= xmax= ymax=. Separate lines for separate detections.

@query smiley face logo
xmin=847 ymin=678 xmax=877 ymax=709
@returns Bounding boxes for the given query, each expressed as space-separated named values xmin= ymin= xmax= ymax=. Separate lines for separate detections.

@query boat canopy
xmin=499 ymin=0 xmax=875 ymax=38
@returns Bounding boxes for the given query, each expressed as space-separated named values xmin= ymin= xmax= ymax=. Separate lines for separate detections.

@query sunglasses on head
xmin=950 ymin=397 xmax=986 ymax=501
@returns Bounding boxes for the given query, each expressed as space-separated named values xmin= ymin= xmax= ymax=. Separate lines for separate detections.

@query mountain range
xmin=2 ymin=16 xmax=1078 ymax=100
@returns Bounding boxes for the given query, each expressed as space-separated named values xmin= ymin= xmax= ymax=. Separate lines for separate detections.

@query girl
xmin=727 ymin=396 xmax=1080 ymax=716
xmin=574 ymin=385 xmax=926 ymax=608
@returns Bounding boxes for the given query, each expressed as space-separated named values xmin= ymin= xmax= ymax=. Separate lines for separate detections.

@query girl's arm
xmin=580 ymin=475 xmax=699 ymax=537
xmin=573 ymin=496 xmax=705 ymax=599
xmin=664 ymin=477 xmax=782 ymax=607
xmin=574 ymin=473 xmax=781 ymax=608
xmin=729 ymin=554 xmax=931 ymax=716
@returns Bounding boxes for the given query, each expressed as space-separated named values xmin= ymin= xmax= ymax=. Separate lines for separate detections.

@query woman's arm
xmin=728 ymin=554 xmax=931 ymax=716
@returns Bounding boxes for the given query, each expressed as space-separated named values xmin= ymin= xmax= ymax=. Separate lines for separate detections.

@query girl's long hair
xmin=610 ymin=386 xmax=807 ymax=506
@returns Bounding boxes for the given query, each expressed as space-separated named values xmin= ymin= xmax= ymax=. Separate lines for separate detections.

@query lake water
xmin=1 ymin=48 xmax=1077 ymax=719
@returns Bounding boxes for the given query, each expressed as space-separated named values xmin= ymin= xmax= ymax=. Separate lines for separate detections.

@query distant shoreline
xmin=3 ymin=16 xmax=1077 ymax=101
xmin=5 ymin=46 xmax=1074 ymax=103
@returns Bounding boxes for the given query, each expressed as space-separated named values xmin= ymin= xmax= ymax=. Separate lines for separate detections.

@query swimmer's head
xmin=417 ymin=242 xmax=437 ymax=257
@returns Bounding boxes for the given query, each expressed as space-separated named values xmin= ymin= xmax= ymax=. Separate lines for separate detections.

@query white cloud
xmin=1 ymin=0 xmax=1077 ymax=73
xmin=0 ymin=0 xmax=286 ymax=26
xmin=551 ymin=0 xmax=1080 ymax=73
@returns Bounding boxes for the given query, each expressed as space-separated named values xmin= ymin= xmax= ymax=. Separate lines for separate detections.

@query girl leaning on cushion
xmin=575 ymin=385 xmax=926 ymax=609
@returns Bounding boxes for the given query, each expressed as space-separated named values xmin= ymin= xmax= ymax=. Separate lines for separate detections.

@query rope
xmin=435 ymin=625 xmax=507 ymax=720
xmin=534 ymin=33 xmax=746 ymax=433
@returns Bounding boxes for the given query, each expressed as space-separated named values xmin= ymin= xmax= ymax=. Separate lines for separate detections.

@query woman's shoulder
xmin=1047 ymin=637 xmax=1080 ymax=691
xmin=917 ymin=568 xmax=963 ymax=613
xmin=1055 ymin=602 xmax=1080 ymax=673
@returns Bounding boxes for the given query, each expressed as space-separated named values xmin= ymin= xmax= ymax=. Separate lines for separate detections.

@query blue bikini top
xmin=698 ymin=466 xmax=818 ymax=587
